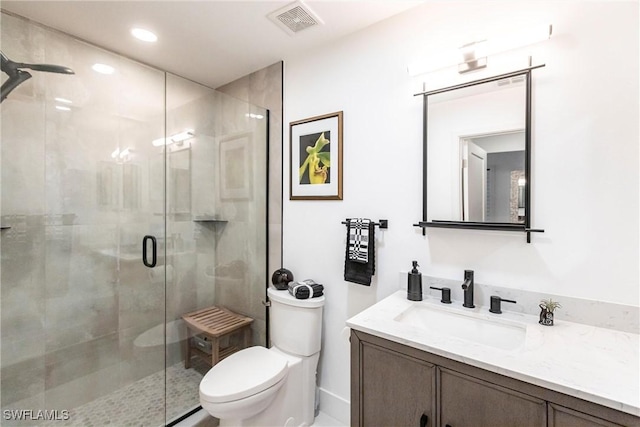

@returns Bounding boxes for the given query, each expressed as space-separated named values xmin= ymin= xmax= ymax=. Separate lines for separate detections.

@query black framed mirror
xmin=417 ymin=66 xmax=544 ymax=242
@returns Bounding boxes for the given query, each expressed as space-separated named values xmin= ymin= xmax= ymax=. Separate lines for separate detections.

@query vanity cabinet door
xmin=548 ymin=404 xmax=626 ymax=427
xmin=356 ymin=340 xmax=435 ymax=427
xmin=438 ymin=368 xmax=546 ymax=427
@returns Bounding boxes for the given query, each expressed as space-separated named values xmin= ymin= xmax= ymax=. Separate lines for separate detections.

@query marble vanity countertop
xmin=346 ymin=291 xmax=640 ymax=416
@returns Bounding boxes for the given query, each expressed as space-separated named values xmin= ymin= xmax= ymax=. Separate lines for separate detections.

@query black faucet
xmin=489 ymin=296 xmax=517 ymax=314
xmin=429 ymin=286 xmax=452 ymax=304
xmin=462 ymin=270 xmax=475 ymax=308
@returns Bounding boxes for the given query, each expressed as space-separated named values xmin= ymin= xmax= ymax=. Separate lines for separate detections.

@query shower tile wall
xmin=213 ymin=90 xmax=267 ymax=346
xmin=218 ymin=61 xmax=283 ymax=345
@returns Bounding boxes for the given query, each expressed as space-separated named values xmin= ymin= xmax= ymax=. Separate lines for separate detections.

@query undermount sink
xmin=394 ymin=304 xmax=526 ymax=351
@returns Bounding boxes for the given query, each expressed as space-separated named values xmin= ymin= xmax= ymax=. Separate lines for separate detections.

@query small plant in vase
xmin=539 ymin=298 xmax=562 ymax=326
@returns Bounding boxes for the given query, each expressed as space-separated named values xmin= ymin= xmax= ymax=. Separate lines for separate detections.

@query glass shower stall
xmin=1 ymin=12 xmax=268 ymax=426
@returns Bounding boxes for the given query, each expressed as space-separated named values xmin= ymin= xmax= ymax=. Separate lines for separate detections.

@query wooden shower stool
xmin=182 ymin=306 xmax=253 ymax=368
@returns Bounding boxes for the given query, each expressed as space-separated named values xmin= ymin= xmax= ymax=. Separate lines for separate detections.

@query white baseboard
xmin=317 ymin=388 xmax=350 ymax=426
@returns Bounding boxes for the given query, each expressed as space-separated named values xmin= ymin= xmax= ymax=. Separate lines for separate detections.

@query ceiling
xmin=1 ymin=0 xmax=423 ymax=89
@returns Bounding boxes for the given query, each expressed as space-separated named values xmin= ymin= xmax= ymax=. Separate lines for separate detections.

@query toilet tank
xmin=267 ymin=287 xmax=325 ymax=356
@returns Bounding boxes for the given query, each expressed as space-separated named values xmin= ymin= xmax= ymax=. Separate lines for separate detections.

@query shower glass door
xmin=1 ymin=12 xmax=167 ymax=426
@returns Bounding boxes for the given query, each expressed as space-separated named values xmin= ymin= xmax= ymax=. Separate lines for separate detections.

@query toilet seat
xmin=200 ymin=346 xmax=288 ymax=403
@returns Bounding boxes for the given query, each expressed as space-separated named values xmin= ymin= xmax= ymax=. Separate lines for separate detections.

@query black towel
xmin=288 ymin=279 xmax=324 ymax=299
xmin=344 ymin=220 xmax=375 ymax=285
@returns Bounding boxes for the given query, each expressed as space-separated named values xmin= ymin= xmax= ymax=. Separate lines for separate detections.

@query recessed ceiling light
xmin=131 ymin=28 xmax=158 ymax=43
xmin=92 ymin=63 xmax=115 ymax=74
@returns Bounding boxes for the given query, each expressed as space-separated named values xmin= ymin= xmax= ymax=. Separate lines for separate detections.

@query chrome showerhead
xmin=1 ymin=51 xmax=74 ymax=103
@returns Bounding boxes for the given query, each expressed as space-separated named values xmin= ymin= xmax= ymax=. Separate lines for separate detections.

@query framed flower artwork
xmin=289 ymin=111 xmax=343 ymax=200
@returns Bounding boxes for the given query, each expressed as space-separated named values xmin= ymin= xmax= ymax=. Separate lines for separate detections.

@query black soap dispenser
xmin=407 ymin=261 xmax=423 ymax=301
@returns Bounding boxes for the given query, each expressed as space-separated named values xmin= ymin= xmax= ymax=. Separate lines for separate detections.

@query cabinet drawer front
xmin=549 ymin=404 xmax=627 ymax=427
xmin=439 ymin=368 xmax=546 ymax=427
xmin=360 ymin=341 xmax=435 ymax=427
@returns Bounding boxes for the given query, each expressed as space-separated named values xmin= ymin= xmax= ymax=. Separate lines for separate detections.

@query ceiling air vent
xmin=268 ymin=1 xmax=323 ymax=36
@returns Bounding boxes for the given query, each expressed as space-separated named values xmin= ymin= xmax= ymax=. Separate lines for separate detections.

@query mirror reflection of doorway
xmin=461 ymin=139 xmax=486 ymax=222
xmin=461 ymin=130 xmax=525 ymax=223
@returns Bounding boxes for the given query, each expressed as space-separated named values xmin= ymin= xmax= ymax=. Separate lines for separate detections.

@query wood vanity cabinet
xmin=548 ymin=404 xmax=629 ymax=427
xmin=356 ymin=339 xmax=436 ymax=426
xmin=438 ymin=367 xmax=546 ymax=426
xmin=351 ymin=330 xmax=639 ymax=427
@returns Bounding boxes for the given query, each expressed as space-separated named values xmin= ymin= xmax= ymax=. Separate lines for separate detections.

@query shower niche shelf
xmin=193 ymin=216 xmax=228 ymax=240
xmin=193 ymin=216 xmax=228 ymax=225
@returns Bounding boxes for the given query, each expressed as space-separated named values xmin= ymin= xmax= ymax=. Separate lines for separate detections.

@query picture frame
xmin=289 ymin=111 xmax=343 ymax=200
xmin=220 ymin=132 xmax=252 ymax=200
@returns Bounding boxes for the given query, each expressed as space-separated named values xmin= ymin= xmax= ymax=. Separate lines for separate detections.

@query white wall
xmin=283 ymin=1 xmax=638 ymax=421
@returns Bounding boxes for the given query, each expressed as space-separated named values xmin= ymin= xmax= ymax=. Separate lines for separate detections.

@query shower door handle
xmin=142 ymin=235 xmax=157 ymax=268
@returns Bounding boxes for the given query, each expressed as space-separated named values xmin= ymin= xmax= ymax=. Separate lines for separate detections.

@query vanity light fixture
xmin=152 ymin=129 xmax=195 ymax=147
xmin=131 ymin=28 xmax=158 ymax=43
xmin=119 ymin=147 xmax=132 ymax=159
xmin=92 ymin=63 xmax=115 ymax=75
xmin=245 ymin=113 xmax=265 ymax=119
xmin=458 ymin=40 xmax=488 ymax=74
xmin=55 ymin=105 xmax=71 ymax=111
xmin=408 ymin=24 xmax=552 ymax=76
xmin=55 ymin=97 xmax=72 ymax=104
xmin=170 ymin=130 xmax=194 ymax=143
xmin=111 ymin=147 xmax=133 ymax=162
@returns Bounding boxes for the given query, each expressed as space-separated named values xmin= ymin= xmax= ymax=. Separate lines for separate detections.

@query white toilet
xmin=199 ymin=287 xmax=325 ymax=426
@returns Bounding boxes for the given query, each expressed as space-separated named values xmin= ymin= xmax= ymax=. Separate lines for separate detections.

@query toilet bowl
xmin=199 ymin=346 xmax=289 ymax=421
xmin=199 ymin=288 xmax=325 ymax=426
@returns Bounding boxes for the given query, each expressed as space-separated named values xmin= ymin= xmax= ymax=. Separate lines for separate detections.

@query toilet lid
xmin=200 ymin=346 xmax=289 ymax=403
xmin=268 ymin=287 xmax=325 ymax=308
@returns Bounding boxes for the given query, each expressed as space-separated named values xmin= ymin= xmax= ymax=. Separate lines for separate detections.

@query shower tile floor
xmin=41 ymin=361 xmax=205 ymax=427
